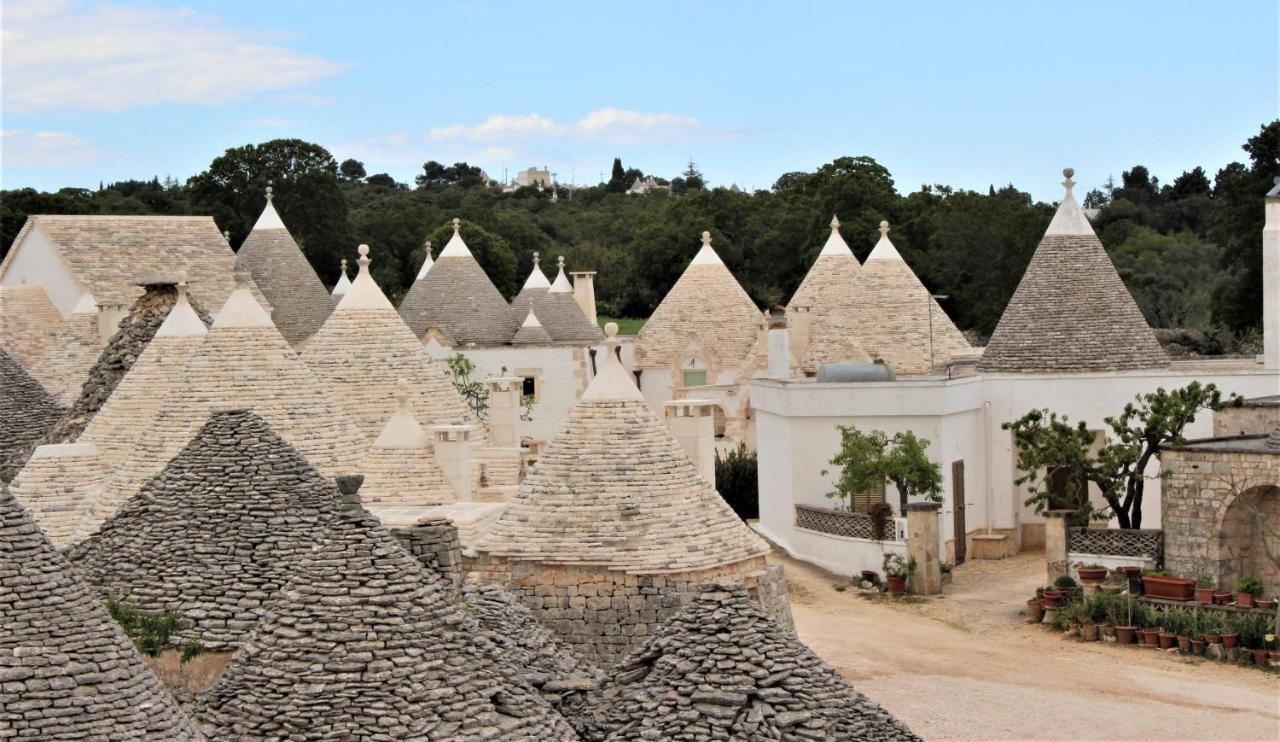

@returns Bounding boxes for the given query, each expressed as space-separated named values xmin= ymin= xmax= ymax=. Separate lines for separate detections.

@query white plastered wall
xmin=0 ymin=226 xmax=82 ymax=318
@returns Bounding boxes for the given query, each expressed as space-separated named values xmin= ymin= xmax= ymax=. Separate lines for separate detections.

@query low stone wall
xmin=389 ymin=516 xmax=463 ymax=595
xmin=1214 ymin=397 xmax=1280 ymax=438
xmin=464 ymin=554 xmax=791 ymax=669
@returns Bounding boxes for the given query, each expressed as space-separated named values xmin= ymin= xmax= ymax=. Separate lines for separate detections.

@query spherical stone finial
xmin=395 ymin=378 xmax=411 ymax=405
xmin=701 ymin=230 xmax=712 ymax=245
xmin=265 ymin=185 xmax=274 ymax=201
xmin=340 ymin=257 xmax=348 ymax=270
xmin=604 ymin=321 xmax=619 ymax=339
xmin=358 ymin=244 xmax=369 ymax=257
xmin=532 ymin=251 xmax=540 ymax=267
xmin=1274 ymin=175 xmax=1280 ymax=185
xmin=452 ymin=217 xmax=461 ymax=232
xmin=1063 ymin=167 xmax=1075 ymax=179
xmin=879 ymin=220 xmax=890 ymax=236
xmin=222 ymin=229 xmax=231 ymax=243
xmin=830 ymin=214 xmax=841 ymax=230
xmin=557 ymin=255 xmax=565 ymax=269
xmin=424 ymin=240 xmax=432 ymax=258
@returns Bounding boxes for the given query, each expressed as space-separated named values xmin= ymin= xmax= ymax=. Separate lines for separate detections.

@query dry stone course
xmin=30 ymin=302 xmax=103 ymax=405
xmin=0 ymin=485 xmax=201 ymax=740
xmin=0 ymin=284 xmax=65 ymax=369
xmin=0 ymin=348 xmax=65 ymax=482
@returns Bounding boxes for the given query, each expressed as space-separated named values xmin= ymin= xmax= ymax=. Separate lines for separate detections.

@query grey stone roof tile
xmin=0 ymin=348 xmax=64 ymax=482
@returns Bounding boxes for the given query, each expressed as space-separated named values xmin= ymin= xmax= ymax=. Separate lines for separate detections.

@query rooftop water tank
xmin=816 ymin=361 xmax=896 ymax=383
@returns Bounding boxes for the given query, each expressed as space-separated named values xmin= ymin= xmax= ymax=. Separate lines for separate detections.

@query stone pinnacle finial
xmin=533 ymin=251 xmax=540 ymax=268
xmin=234 ymin=270 xmax=250 ymax=287
xmin=223 ymin=229 xmax=231 ymax=243
xmin=452 ymin=217 xmax=461 ymax=233
xmin=357 ymin=243 xmax=370 ymax=268
xmin=830 ymin=214 xmax=840 ymax=230
xmin=557 ymin=255 xmax=565 ymax=270
xmin=395 ymin=378 xmax=411 ymax=406
xmin=1062 ymin=167 xmax=1076 ymax=195
xmin=424 ymin=240 xmax=432 ymax=258
xmin=176 ymin=269 xmax=189 ymax=297
xmin=879 ymin=220 xmax=890 ymax=237
xmin=265 ymin=185 xmax=274 ymax=202
xmin=604 ymin=321 xmax=619 ymax=346
xmin=701 ymin=230 xmax=712 ymax=246
xmin=340 ymin=257 xmax=348 ymax=276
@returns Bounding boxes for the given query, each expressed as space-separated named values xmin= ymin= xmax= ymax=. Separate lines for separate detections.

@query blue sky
xmin=2 ymin=1 xmax=1276 ymax=200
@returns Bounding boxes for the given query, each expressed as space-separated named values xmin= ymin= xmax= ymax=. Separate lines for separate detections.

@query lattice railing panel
xmin=795 ymin=505 xmax=875 ymax=540
xmin=1068 ymin=527 xmax=1163 ymax=560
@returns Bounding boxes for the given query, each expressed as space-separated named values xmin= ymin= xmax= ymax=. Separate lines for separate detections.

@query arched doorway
xmin=1217 ymin=484 xmax=1280 ymax=594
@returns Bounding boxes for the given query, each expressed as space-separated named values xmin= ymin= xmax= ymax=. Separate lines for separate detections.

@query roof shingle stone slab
xmin=193 ymin=496 xmax=579 ymax=741
xmin=0 ymin=284 xmax=64 ymax=370
xmin=232 ymin=188 xmax=333 ymax=345
xmin=0 ymin=486 xmax=201 ymax=740
xmin=510 ymin=255 xmax=604 ymax=344
xmin=67 ymin=410 xmax=341 ymax=650
xmin=581 ymin=581 xmax=920 ymax=741
xmin=399 ymin=219 xmax=516 ymax=346
xmin=980 ymin=169 xmax=1169 ymax=373
xmin=635 ymin=231 xmax=762 ymax=370
xmin=0 ymin=348 xmax=65 ymax=482
xmin=31 ymin=295 xmax=104 ymax=405
xmin=8 ymin=442 xmax=107 ymax=548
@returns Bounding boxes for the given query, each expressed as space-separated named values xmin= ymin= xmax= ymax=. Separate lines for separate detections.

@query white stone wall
xmin=1 ymin=226 xmax=81 ymax=318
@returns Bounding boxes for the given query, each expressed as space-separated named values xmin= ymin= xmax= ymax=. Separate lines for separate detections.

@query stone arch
xmin=1213 ymin=484 xmax=1280 ymax=595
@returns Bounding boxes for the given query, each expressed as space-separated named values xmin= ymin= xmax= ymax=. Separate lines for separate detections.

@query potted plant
xmin=1027 ymin=596 xmax=1045 ymax=623
xmin=1220 ymin=614 xmax=1240 ymax=649
xmin=882 ymin=553 xmax=914 ymax=597
xmin=1115 ymin=566 xmax=1143 ymax=595
xmin=1212 ymin=589 xmax=1233 ymax=605
xmin=1195 ymin=576 xmax=1216 ymax=605
xmin=1236 ymin=576 xmax=1264 ymax=609
xmin=1054 ymin=574 xmax=1080 ymax=600
xmin=1041 ymin=585 xmax=1065 ymax=610
xmin=1142 ymin=570 xmax=1195 ymax=601
xmin=1258 ymin=597 xmax=1277 ymax=611
xmin=1076 ymin=564 xmax=1108 ymax=583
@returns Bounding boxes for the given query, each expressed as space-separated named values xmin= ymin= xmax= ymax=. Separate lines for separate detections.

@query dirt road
xmin=783 ymin=550 xmax=1280 ymax=741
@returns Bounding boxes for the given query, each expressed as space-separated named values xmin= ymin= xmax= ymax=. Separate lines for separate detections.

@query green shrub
xmin=105 ymin=598 xmax=203 ymax=663
xmin=1236 ymin=575 xmax=1265 ymax=596
xmin=714 ymin=443 xmax=758 ymax=520
xmin=1053 ymin=575 xmax=1078 ymax=590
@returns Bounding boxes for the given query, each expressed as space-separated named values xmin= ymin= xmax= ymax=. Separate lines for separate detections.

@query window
xmin=522 ymin=376 xmax=537 ymax=397
xmin=682 ymin=370 xmax=707 ymax=388
xmin=514 ymin=368 xmax=541 ymax=403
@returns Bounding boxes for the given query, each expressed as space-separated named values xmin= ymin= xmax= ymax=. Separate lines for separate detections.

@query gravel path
xmin=782 ymin=549 xmax=1280 ymax=741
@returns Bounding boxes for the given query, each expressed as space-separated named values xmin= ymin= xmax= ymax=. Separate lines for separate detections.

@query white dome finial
xmin=1062 ymin=167 xmax=1076 ymax=196
xmin=424 ymin=240 xmax=432 ymax=258
xmin=223 ymin=229 xmax=231 ymax=243
xmin=357 ymin=243 xmax=370 ymax=269
xmin=701 ymin=230 xmax=712 ymax=246
xmin=605 ymin=322 xmax=619 ymax=342
xmin=452 ymin=217 xmax=461 ymax=233
xmin=265 ymin=185 xmax=274 ymax=202
xmin=830 ymin=214 xmax=840 ymax=230
xmin=879 ymin=220 xmax=890 ymax=237
xmin=533 ymin=251 xmax=540 ymax=268
xmin=557 ymin=255 xmax=565 ymax=270
xmin=340 ymin=257 xmax=348 ymax=276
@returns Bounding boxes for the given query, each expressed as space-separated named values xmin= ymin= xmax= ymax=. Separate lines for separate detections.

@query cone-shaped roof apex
xmin=549 ymin=255 xmax=573 ymax=293
xmin=332 ymin=258 xmax=351 ymax=296
xmin=415 ymin=240 xmax=434 ymax=279
xmin=582 ymin=323 xmax=644 ymax=402
xmin=866 ymin=221 xmax=903 ymax=262
xmin=252 ymin=185 xmax=287 ymax=230
xmin=336 ymin=244 xmax=395 ymax=311
xmin=71 ymin=292 xmax=98 ymax=314
xmin=1045 ymin=168 xmax=1095 ymax=236
xmin=154 ymin=280 xmax=208 ymax=338
xmin=212 ymin=271 xmax=274 ymax=329
xmin=818 ymin=214 xmax=855 ymax=257
xmin=438 ymin=217 xmax=472 ymax=258
xmin=522 ymin=251 xmax=551 ymax=290
xmin=689 ymin=230 xmax=724 ymax=266
xmin=372 ymin=379 xmax=431 ymax=449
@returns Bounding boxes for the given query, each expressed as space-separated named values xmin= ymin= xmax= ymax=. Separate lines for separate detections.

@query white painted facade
xmin=753 ymin=362 xmax=1280 ymax=572
xmin=0 ymin=225 xmax=83 ymax=318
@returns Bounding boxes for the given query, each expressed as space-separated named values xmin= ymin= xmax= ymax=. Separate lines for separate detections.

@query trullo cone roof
xmin=790 ymin=215 xmax=873 ymax=374
xmin=8 ymin=442 xmax=106 ymax=549
xmin=192 ymin=495 xmax=578 ymax=740
xmin=510 ymin=254 xmax=604 ymax=344
xmin=635 ymin=231 xmax=762 ymax=369
xmin=302 ymin=244 xmax=484 ymax=440
xmin=0 ymin=348 xmax=65 ymax=482
xmin=0 ymin=486 xmax=200 ymax=739
xmin=0 ymin=284 xmax=64 ymax=370
xmin=356 ymin=379 xmax=459 ymax=507
xmin=30 ymin=294 xmax=103 ymax=405
xmin=233 ymin=187 xmax=333 ymax=345
xmin=980 ymin=169 xmax=1169 ymax=372
xmin=851 ymin=221 xmax=971 ymax=374
xmin=582 ymin=581 xmax=920 ymax=741
xmin=476 ymin=325 xmax=768 ymax=573
xmin=68 ymin=410 xmax=341 ymax=650
xmin=73 ymin=275 xmax=366 ymax=543
xmin=398 ymin=218 xmax=515 ymax=345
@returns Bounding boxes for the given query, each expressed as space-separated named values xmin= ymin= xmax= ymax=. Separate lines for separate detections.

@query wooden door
xmin=952 ymin=460 xmax=966 ymax=564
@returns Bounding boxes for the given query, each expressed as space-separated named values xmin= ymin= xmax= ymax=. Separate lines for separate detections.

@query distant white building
xmin=514 ymin=166 xmax=552 ymax=189
xmin=627 ymin=176 xmax=670 ymax=195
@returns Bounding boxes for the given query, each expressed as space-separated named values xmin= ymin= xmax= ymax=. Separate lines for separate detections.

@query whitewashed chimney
xmin=570 ymin=270 xmax=598 ymax=325
xmin=1265 ymin=177 xmax=1280 ymax=370
xmin=432 ymin=424 xmax=477 ymax=502
xmin=664 ymin=398 xmax=717 ymax=485
xmin=485 ymin=376 xmax=524 ymax=448
xmin=767 ymin=306 xmax=790 ymax=378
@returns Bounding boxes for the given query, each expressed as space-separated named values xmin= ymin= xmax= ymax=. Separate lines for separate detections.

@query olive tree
xmin=823 ymin=426 xmax=943 ymax=515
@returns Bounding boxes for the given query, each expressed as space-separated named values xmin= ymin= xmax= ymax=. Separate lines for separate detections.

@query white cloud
xmin=1 ymin=128 xmax=101 ymax=166
xmin=423 ymin=108 xmax=705 ymax=144
xmin=242 ymin=116 xmax=298 ymax=129
xmin=1 ymin=0 xmax=347 ymax=113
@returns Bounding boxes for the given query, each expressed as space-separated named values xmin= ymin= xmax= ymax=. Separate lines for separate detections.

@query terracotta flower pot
xmin=1141 ymin=628 xmax=1161 ymax=647
xmin=1081 ymin=623 xmax=1099 ymax=642
xmin=1256 ymin=599 xmax=1277 ymax=611
xmin=1212 ymin=591 xmax=1233 ymax=605
xmin=1114 ymin=625 xmax=1137 ymax=644
xmin=886 ymin=575 xmax=907 ymax=596
xmin=1077 ymin=567 xmax=1108 ymax=583
xmin=1221 ymin=632 xmax=1239 ymax=649
xmin=1041 ymin=590 xmax=1064 ymax=610
xmin=1252 ymin=649 xmax=1269 ymax=665
xmin=1195 ymin=587 xmax=1215 ymax=604
xmin=1190 ymin=639 xmax=1207 ymax=656
xmin=1176 ymin=635 xmax=1192 ymax=653
xmin=1205 ymin=633 xmax=1222 ymax=645
xmin=1236 ymin=592 xmax=1256 ymax=609
xmin=1157 ymin=633 xmax=1177 ymax=650
xmin=1142 ymin=575 xmax=1195 ymax=601
xmin=1027 ymin=598 xmax=1044 ymax=623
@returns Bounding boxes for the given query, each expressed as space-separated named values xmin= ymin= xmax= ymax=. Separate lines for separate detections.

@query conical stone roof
xmin=635 ymin=231 xmax=762 ymax=370
xmin=357 ymin=379 xmax=457 ymax=507
xmin=68 ymin=410 xmax=341 ymax=650
xmin=44 ymin=281 xmax=212 ymax=445
xmin=302 ymin=244 xmax=485 ymax=440
xmin=0 ymin=348 xmax=65 ymax=482
xmin=510 ymin=255 xmax=604 ymax=344
xmin=980 ymin=169 xmax=1169 ymax=373
xmin=463 ymin=582 xmax=601 ymax=690
xmin=582 ymin=581 xmax=919 ymax=741
xmin=9 ymin=442 xmax=106 ymax=549
xmin=852 ymin=222 xmax=971 ymax=374
xmin=233 ymin=187 xmax=333 ymax=345
xmin=31 ymin=294 xmax=104 ymax=405
xmin=192 ymin=495 xmax=578 ymax=740
xmin=789 ymin=215 xmax=862 ymax=312
xmin=476 ymin=325 xmax=768 ymax=573
xmin=331 ymin=257 xmax=351 ymax=298
xmin=512 ymin=307 xmax=554 ymax=344
xmin=399 ymin=219 xmax=515 ymax=346
xmin=0 ymin=486 xmax=200 ymax=740
xmin=0 ymin=283 xmax=64 ymax=370
xmin=74 ymin=275 xmax=366 ymax=543
xmin=76 ymin=281 xmax=209 ymax=471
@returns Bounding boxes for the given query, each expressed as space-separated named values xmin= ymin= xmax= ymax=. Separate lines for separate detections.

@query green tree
xmin=682 ymin=159 xmax=706 ymax=191
xmin=423 ymin=218 xmax=518 ymax=297
xmin=1005 ymin=382 xmax=1240 ymax=529
xmin=187 ymin=139 xmax=353 ymax=282
xmin=1209 ymin=120 xmax=1280 ymax=331
xmin=339 ymin=158 xmax=367 ymax=181
xmin=823 ymin=426 xmax=943 ymax=514
xmin=606 ymin=157 xmax=627 ymax=193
